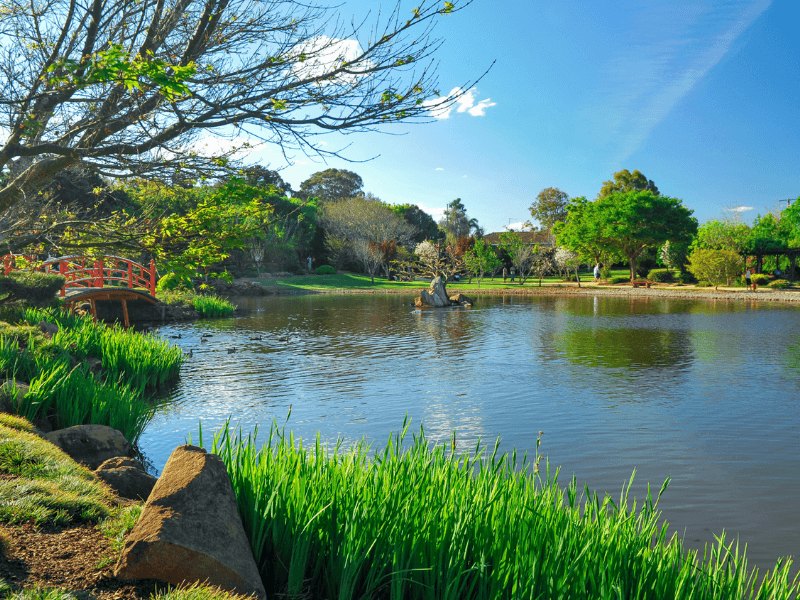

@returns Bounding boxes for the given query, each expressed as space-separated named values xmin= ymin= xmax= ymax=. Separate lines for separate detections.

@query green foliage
xmin=696 ymin=281 xmax=712 ymax=287
xmin=206 ymin=420 xmax=800 ymax=600
xmin=0 ymin=422 xmax=115 ymax=525
xmin=0 ymin=308 xmax=182 ymax=442
xmin=687 ymin=249 xmax=742 ymax=290
xmin=0 ymin=272 xmax=65 ymax=304
xmin=463 ymin=238 xmax=501 ymax=287
xmin=192 ymin=295 xmax=235 ymax=318
xmin=597 ymin=168 xmax=659 ymax=198
xmin=554 ymin=196 xmax=622 ymax=268
xmin=529 ymin=187 xmax=569 ymax=232
xmin=749 ymin=273 xmax=770 ymax=286
xmin=314 ymin=265 xmax=336 ymax=275
xmin=0 ymin=413 xmax=36 ymax=433
xmin=769 ymin=279 xmax=791 ymax=289
xmin=609 ymin=276 xmax=630 ymax=284
xmin=156 ymin=272 xmax=195 ymax=293
xmin=647 ymin=269 xmax=675 ymax=283
xmin=297 ymin=169 xmax=363 ymax=202
xmin=99 ymin=504 xmax=143 ymax=559
xmin=693 ymin=219 xmax=751 ymax=253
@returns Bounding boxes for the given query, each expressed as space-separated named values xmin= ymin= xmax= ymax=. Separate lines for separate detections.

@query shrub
xmin=315 ymin=265 xmax=336 ymax=275
xmin=647 ymin=269 xmax=674 ymax=283
xmin=192 ymin=294 xmax=235 ymax=318
xmin=609 ymin=276 xmax=629 ymax=285
xmin=696 ymin=281 xmax=712 ymax=287
xmin=0 ymin=272 xmax=65 ymax=303
xmin=769 ymin=279 xmax=791 ymax=289
xmin=677 ymin=273 xmax=695 ymax=284
xmin=156 ymin=272 xmax=194 ymax=293
xmin=750 ymin=273 xmax=770 ymax=286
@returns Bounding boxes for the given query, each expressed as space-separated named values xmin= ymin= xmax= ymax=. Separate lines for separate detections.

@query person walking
xmin=745 ymin=268 xmax=752 ymax=291
xmin=510 ymin=267 xmax=515 ymax=282
xmin=503 ymin=266 xmax=508 ymax=283
xmin=594 ymin=263 xmax=601 ymax=281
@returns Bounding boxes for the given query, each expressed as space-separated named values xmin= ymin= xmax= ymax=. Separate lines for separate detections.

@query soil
xmin=0 ymin=521 xmax=167 ymax=599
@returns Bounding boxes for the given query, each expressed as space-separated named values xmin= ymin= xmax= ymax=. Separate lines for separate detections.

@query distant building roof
xmin=483 ymin=231 xmax=555 ymax=246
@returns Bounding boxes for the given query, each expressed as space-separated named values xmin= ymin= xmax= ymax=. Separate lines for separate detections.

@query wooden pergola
xmin=747 ymin=247 xmax=800 ymax=282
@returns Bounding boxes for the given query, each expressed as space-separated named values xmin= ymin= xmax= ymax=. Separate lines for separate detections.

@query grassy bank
xmin=0 ymin=414 xmax=252 ymax=600
xmin=1 ymin=307 xmax=183 ymax=443
xmin=204 ymin=419 xmax=799 ymax=600
xmin=158 ymin=290 xmax=236 ymax=317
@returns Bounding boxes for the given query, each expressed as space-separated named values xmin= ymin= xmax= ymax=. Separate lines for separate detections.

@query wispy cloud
xmin=418 ymin=203 xmax=446 ymax=222
xmin=423 ymin=87 xmax=496 ymax=120
xmin=730 ymin=206 xmax=754 ymax=212
xmin=435 ymin=167 xmax=444 ymax=171
xmin=504 ymin=221 xmax=528 ymax=231
xmin=597 ymin=0 xmax=771 ymax=163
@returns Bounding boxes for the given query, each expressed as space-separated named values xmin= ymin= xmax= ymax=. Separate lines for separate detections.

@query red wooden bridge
xmin=2 ymin=254 xmax=158 ymax=327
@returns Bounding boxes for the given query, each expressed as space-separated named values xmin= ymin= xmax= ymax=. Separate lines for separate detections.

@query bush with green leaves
xmin=769 ymin=279 xmax=791 ymax=289
xmin=314 ymin=265 xmax=337 ymax=275
xmin=156 ymin=272 xmax=195 ymax=293
xmin=696 ymin=280 xmax=712 ymax=287
xmin=749 ymin=273 xmax=770 ymax=286
xmin=647 ymin=269 xmax=675 ymax=282
xmin=609 ymin=276 xmax=630 ymax=285
xmin=0 ymin=272 xmax=65 ymax=304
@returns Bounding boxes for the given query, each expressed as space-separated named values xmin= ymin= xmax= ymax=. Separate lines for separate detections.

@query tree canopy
xmin=597 ymin=169 xmax=659 ymax=199
xmin=0 ymin=0 xmax=482 ymax=213
xmin=296 ymin=169 xmax=364 ymax=202
xmin=529 ymin=187 xmax=569 ymax=232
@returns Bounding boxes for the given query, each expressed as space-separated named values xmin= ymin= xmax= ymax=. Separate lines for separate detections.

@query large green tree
xmin=296 ymin=169 xmax=364 ymax=202
xmin=529 ymin=187 xmax=569 ymax=232
xmin=597 ymin=169 xmax=659 ymax=198
xmin=553 ymin=197 xmax=621 ymax=269
xmin=389 ymin=203 xmax=443 ymax=244
xmin=561 ymin=190 xmax=696 ymax=281
xmin=0 ymin=0 xmax=481 ymax=213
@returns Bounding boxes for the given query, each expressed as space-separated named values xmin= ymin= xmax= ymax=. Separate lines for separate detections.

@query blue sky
xmin=241 ymin=0 xmax=799 ymax=234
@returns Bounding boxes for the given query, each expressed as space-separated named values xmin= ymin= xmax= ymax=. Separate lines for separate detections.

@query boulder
xmin=414 ymin=296 xmax=424 ymax=308
xmin=0 ymin=380 xmax=29 ymax=413
xmin=115 ymin=445 xmax=265 ymax=600
xmin=449 ymin=294 xmax=474 ymax=306
xmin=44 ymin=424 xmax=130 ymax=469
xmin=37 ymin=320 xmax=59 ymax=337
xmin=95 ymin=457 xmax=157 ymax=501
xmin=419 ymin=289 xmax=447 ymax=307
xmin=429 ymin=275 xmax=451 ymax=306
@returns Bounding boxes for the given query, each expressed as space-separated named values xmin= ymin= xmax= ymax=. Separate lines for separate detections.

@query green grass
xmin=0 ymin=419 xmax=115 ymax=526
xmin=202 ymin=418 xmax=799 ymax=600
xmin=191 ymin=294 xmax=236 ymax=318
xmin=0 ymin=307 xmax=182 ymax=443
xmin=0 ymin=581 xmax=249 ymax=600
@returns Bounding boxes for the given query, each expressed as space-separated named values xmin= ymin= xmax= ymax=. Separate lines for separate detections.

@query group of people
xmin=502 ymin=266 xmax=516 ymax=283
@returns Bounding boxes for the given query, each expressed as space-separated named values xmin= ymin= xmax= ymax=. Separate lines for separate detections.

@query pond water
xmin=142 ymin=293 xmax=800 ymax=574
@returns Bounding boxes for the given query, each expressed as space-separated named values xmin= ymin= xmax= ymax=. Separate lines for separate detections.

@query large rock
xmin=44 ymin=424 xmax=130 ymax=469
xmin=115 ymin=445 xmax=265 ymax=600
xmin=419 ymin=288 xmax=448 ymax=307
xmin=449 ymin=293 xmax=474 ymax=306
xmin=0 ymin=380 xmax=29 ymax=413
xmin=429 ymin=275 xmax=451 ymax=306
xmin=95 ymin=457 xmax=157 ymax=501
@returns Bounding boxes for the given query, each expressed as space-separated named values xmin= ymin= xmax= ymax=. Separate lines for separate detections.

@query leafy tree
xmin=499 ymin=232 xmax=536 ymax=285
xmin=553 ymin=196 xmax=622 ymax=270
xmin=598 ymin=169 xmax=659 ymax=199
xmin=529 ymin=187 xmax=569 ymax=232
xmin=686 ymin=249 xmax=742 ymax=290
xmin=692 ymin=219 xmax=751 ymax=254
xmin=658 ymin=240 xmax=690 ymax=273
xmin=389 ymin=204 xmax=443 ymax=244
xmin=0 ymin=0 xmax=481 ymax=213
xmin=463 ymin=238 xmax=500 ymax=287
xmin=297 ymin=170 xmax=364 ymax=202
xmin=781 ymin=198 xmax=800 ymax=247
xmin=439 ymin=198 xmax=481 ymax=243
xmin=236 ymin=167 xmax=293 ymax=196
xmin=586 ymin=190 xmax=696 ymax=281
xmin=317 ymin=195 xmax=415 ymax=280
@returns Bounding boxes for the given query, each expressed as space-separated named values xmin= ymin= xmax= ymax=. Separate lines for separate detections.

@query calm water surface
xmin=141 ymin=294 xmax=800 ymax=573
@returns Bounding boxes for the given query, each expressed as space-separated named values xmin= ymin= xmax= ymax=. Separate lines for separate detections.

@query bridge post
xmin=59 ymin=260 xmax=67 ymax=297
xmin=149 ymin=260 xmax=156 ymax=295
xmin=95 ymin=258 xmax=104 ymax=288
xmin=128 ymin=262 xmax=133 ymax=289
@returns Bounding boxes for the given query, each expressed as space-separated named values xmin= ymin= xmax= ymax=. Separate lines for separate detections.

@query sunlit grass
xmin=191 ymin=294 xmax=235 ymax=318
xmin=203 ymin=418 xmax=799 ymax=600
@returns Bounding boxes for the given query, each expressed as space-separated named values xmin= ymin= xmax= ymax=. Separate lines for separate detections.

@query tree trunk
xmin=575 ymin=267 xmax=581 ymax=288
xmin=629 ymin=256 xmax=637 ymax=282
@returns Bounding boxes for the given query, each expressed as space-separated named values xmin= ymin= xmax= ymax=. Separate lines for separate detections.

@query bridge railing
xmin=1 ymin=254 xmax=157 ymax=296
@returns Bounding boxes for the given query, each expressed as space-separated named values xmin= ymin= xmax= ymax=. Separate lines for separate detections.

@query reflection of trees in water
xmin=780 ymin=337 xmax=800 ymax=376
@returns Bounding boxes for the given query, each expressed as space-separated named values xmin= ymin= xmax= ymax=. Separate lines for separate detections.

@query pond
xmin=142 ymin=293 xmax=800 ymax=574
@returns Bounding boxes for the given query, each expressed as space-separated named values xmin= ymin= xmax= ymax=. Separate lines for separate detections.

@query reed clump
xmin=1 ymin=308 xmax=182 ymax=443
xmin=205 ymin=419 xmax=799 ymax=600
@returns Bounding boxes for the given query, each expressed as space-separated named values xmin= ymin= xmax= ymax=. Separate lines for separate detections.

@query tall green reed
xmin=206 ymin=418 xmax=799 ymax=600
xmin=192 ymin=294 xmax=236 ymax=318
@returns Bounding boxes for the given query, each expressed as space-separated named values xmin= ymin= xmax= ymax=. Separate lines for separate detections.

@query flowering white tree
xmin=413 ymin=240 xmax=462 ymax=281
xmin=554 ymin=247 xmax=583 ymax=287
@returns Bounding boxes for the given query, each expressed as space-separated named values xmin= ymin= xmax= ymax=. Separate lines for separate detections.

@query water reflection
xmin=143 ymin=293 xmax=800 ymax=577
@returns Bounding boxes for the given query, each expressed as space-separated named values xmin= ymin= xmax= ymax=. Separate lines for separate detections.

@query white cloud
xmin=417 ymin=203 xmax=446 ymax=222
xmin=292 ymin=36 xmax=368 ymax=85
xmin=462 ymin=175 xmax=468 ymax=178
xmin=504 ymin=222 xmax=528 ymax=231
xmin=423 ymin=87 xmax=496 ymax=120
xmin=435 ymin=167 xmax=444 ymax=171
xmin=730 ymin=206 xmax=754 ymax=212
